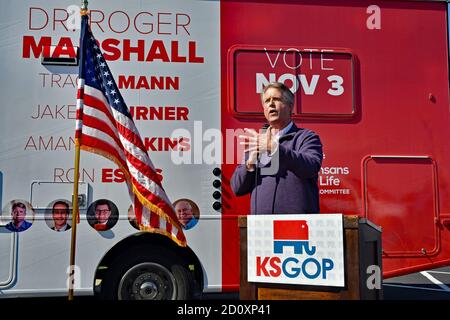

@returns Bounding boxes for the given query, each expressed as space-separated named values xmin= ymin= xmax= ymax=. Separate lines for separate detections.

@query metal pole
xmin=68 ymin=0 xmax=89 ymax=301
xmin=68 ymin=140 xmax=81 ymax=301
xmin=81 ymin=0 xmax=89 ymax=14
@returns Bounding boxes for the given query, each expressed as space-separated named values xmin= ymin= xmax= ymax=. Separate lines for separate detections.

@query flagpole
xmin=68 ymin=0 xmax=89 ymax=301
xmin=68 ymin=141 xmax=81 ymax=302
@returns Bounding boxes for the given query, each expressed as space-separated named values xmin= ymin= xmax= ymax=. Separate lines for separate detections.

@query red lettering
xmin=166 ymin=77 xmax=179 ymax=90
xmin=144 ymin=137 xmax=157 ymax=151
xmin=102 ymin=168 xmax=113 ymax=182
xmin=165 ymin=138 xmax=179 ymax=151
xmin=188 ymin=41 xmax=204 ymax=63
xmin=123 ymin=39 xmax=145 ymax=61
xmin=119 ymin=76 xmax=178 ymax=90
xmin=102 ymin=168 xmax=126 ymax=183
xmin=118 ymin=75 xmax=135 ymax=89
xmin=52 ymin=38 xmax=76 ymax=58
xmin=135 ymin=106 xmax=148 ymax=120
xmin=269 ymin=257 xmax=282 ymax=277
xmin=129 ymin=106 xmax=135 ymax=118
xmin=146 ymin=40 xmax=169 ymax=62
xmin=171 ymin=41 xmax=187 ymax=63
xmin=114 ymin=169 xmax=125 ymax=183
xmin=137 ymin=76 xmax=150 ymax=89
xmin=151 ymin=77 xmax=163 ymax=89
xmin=178 ymin=107 xmax=189 ymax=120
xmin=102 ymin=38 xmax=121 ymax=60
xmin=165 ymin=107 xmax=175 ymax=120
xmin=22 ymin=36 xmax=51 ymax=58
xmin=256 ymin=256 xmax=270 ymax=277
xmin=133 ymin=106 xmax=187 ymax=120
xmin=178 ymin=137 xmax=190 ymax=151
xmin=149 ymin=107 xmax=163 ymax=120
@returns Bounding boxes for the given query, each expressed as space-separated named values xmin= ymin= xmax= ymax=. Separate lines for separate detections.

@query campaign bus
xmin=0 ymin=0 xmax=449 ymax=299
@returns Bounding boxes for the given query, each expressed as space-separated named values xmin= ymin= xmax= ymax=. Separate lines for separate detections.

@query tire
xmin=99 ymin=245 xmax=192 ymax=300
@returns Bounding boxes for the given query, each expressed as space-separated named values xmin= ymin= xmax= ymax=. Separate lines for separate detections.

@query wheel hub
xmin=118 ymin=262 xmax=177 ymax=300
xmin=135 ymin=275 xmax=159 ymax=299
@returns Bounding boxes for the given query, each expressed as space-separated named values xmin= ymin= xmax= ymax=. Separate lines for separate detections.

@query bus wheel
xmin=100 ymin=247 xmax=191 ymax=300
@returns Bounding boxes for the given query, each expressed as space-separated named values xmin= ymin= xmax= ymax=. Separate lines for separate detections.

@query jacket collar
xmin=279 ymin=122 xmax=299 ymax=142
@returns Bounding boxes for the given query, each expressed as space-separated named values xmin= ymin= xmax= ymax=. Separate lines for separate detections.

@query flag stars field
xmin=74 ymin=14 xmax=187 ymax=250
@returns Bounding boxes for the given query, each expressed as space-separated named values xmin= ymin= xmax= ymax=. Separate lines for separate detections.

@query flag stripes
xmin=76 ymin=15 xmax=186 ymax=246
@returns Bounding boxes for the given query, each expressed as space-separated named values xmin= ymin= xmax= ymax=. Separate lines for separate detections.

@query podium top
xmin=238 ymin=214 xmax=381 ymax=232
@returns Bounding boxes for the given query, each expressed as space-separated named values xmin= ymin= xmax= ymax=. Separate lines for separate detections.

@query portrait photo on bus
xmin=127 ymin=204 xmax=139 ymax=230
xmin=1 ymin=199 xmax=35 ymax=232
xmin=45 ymin=199 xmax=72 ymax=232
xmin=173 ymin=198 xmax=200 ymax=230
xmin=87 ymin=199 xmax=119 ymax=231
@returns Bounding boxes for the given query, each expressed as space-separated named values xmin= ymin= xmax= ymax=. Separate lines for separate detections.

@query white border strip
xmin=427 ymin=271 xmax=450 ymax=275
xmin=420 ymin=271 xmax=450 ymax=292
xmin=383 ymin=283 xmax=450 ymax=293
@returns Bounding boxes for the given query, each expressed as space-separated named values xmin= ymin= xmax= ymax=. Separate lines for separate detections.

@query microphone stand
xmin=254 ymin=124 xmax=270 ymax=215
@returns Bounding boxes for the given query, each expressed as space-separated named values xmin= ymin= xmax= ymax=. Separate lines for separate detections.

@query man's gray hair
xmin=176 ymin=200 xmax=192 ymax=210
xmin=260 ymin=82 xmax=295 ymax=107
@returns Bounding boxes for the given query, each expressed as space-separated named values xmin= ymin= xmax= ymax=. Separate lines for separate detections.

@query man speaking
xmin=231 ymin=82 xmax=323 ymax=214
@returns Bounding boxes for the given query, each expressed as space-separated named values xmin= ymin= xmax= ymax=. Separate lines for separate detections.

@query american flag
xmin=75 ymin=15 xmax=186 ymax=246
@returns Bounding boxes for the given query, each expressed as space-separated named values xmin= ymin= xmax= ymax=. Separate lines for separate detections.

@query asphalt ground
xmin=202 ymin=266 xmax=450 ymax=300
xmin=201 ymin=266 xmax=450 ymax=300
xmin=2 ymin=266 xmax=449 ymax=302
xmin=1 ymin=270 xmax=449 ymax=320
xmin=383 ymin=266 xmax=450 ymax=300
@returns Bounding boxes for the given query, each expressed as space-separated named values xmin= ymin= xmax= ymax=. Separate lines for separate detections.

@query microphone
xmin=258 ymin=123 xmax=270 ymax=157
xmin=254 ymin=123 xmax=269 ymax=215
xmin=261 ymin=123 xmax=270 ymax=133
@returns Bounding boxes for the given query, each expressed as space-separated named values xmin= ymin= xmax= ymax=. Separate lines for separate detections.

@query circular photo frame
xmin=87 ymin=199 xmax=119 ymax=231
xmin=173 ymin=198 xmax=200 ymax=231
xmin=1 ymin=199 xmax=35 ymax=233
xmin=127 ymin=204 xmax=139 ymax=231
xmin=45 ymin=199 xmax=72 ymax=232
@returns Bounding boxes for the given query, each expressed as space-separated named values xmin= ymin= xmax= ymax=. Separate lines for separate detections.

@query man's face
xmin=262 ymin=87 xmax=293 ymax=129
xmin=52 ymin=204 xmax=68 ymax=228
xmin=95 ymin=204 xmax=111 ymax=224
xmin=175 ymin=202 xmax=193 ymax=227
xmin=12 ymin=206 xmax=26 ymax=224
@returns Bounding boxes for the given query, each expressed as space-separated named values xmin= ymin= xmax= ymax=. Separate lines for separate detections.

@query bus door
xmin=0 ymin=171 xmax=18 ymax=289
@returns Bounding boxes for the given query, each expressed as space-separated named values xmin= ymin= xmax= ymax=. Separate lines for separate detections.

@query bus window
xmin=229 ymin=46 xmax=356 ymax=120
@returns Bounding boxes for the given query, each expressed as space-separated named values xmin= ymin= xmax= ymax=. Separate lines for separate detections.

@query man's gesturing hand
xmin=239 ymin=127 xmax=278 ymax=171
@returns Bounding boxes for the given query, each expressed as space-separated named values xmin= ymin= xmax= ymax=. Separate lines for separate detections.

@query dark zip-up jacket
xmin=231 ymin=124 xmax=323 ymax=214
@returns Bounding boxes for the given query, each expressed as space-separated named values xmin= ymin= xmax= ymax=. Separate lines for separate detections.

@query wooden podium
xmin=239 ymin=215 xmax=383 ymax=300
